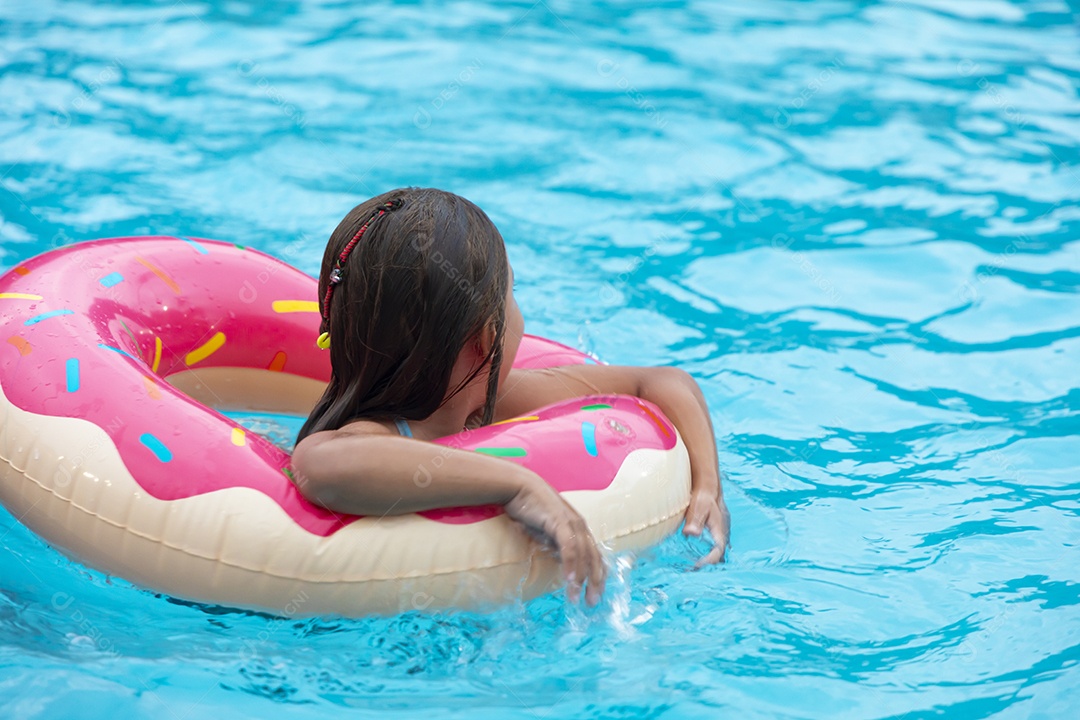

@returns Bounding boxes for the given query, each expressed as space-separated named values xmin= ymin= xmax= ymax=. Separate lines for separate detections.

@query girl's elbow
xmin=649 ymin=365 xmax=694 ymax=391
xmin=640 ymin=366 xmax=703 ymax=404
xmin=661 ymin=366 xmax=693 ymax=383
xmin=290 ymin=438 xmax=342 ymax=509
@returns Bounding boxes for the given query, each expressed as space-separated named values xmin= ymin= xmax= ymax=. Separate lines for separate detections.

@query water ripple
xmin=2 ymin=0 xmax=1079 ymax=717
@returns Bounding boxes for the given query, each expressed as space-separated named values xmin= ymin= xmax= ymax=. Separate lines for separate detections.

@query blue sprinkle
xmin=97 ymin=343 xmax=135 ymax=360
xmin=180 ymin=237 xmax=209 ymax=255
xmin=24 ymin=309 xmax=74 ymax=326
xmin=99 ymin=272 xmax=124 ymax=288
xmin=65 ymin=358 xmax=80 ymax=392
xmin=582 ymin=421 xmax=598 ymax=457
xmin=139 ymin=433 xmax=172 ymax=462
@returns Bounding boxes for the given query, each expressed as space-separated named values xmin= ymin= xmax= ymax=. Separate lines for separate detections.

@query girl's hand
xmin=503 ymin=475 xmax=607 ymax=606
xmin=495 ymin=364 xmax=731 ymax=573
xmin=683 ymin=485 xmax=730 ymax=567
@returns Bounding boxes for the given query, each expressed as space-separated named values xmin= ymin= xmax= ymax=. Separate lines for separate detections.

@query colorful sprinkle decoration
xmin=65 ymin=358 xmax=80 ymax=392
xmin=99 ymin=272 xmax=124 ymax=288
xmin=581 ymin=421 xmax=598 ymax=457
xmin=135 ymin=256 xmax=181 ymax=294
xmin=636 ymin=401 xmax=671 ymax=438
xmin=180 ymin=237 xmax=209 ymax=255
xmin=141 ymin=375 xmax=161 ymax=400
xmin=271 ymin=300 xmax=320 ymax=313
xmin=24 ymin=309 xmax=74 ymax=326
xmin=98 ymin=343 xmax=136 ymax=360
xmin=268 ymin=350 xmax=287 ymax=372
xmin=475 ymin=447 xmax=528 ymax=457
xmin=0 ymin=292 xmax=43 ymax=300
xmin=491 ymin=415 xmax=539 ymax=426
xmin=185 ymin=331 xmax=226 ymax=366
xmin=6 ymin=336 xmax=31 ymax=356
xmin=139 ymin=433 xmax=172 ymax=462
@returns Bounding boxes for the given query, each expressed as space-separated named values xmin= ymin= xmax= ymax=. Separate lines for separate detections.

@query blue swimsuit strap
xmin=394 ymin=418 xmax=413 ymax=438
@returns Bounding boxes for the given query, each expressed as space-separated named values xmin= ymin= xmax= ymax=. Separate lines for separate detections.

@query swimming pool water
xmin=2 ymin=1 xmax=1078 ymax=718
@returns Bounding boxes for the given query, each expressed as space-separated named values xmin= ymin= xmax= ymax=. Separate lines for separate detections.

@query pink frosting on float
xmin=0 ymin=237 xmax=676 ymax=536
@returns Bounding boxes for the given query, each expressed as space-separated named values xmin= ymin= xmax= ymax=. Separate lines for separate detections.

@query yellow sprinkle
xmin=272 ymin=300 xmax=319 ymax=313
xmin=152 ymin=336 xmax=162 ymax=373
xmin=0 ymin=292 xmax=43 ymax=300
xmin=231 ymin=427 xmax=246 ymax=446
xmin=491 ymin=415 xmax=540 ymax=426
xmin=185 ymin=331 xmax=226 ymax=366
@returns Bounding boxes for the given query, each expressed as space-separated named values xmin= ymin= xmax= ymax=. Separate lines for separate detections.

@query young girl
xmin=291 ymin=188 xmax=730 ymax=607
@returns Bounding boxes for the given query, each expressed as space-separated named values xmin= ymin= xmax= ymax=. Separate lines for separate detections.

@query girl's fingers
xmin=506 ymin=486 xmax=608 ymax=605
xmin=710 ymin=499 xmax=731 ymax=552
xmin=558 ymin=524 xmax=606 ymax=606
xmin=683 ymin=514 xmax=703 ymax=535
xmin=560 ymin=535 xmax=582 ymax=603
xmin=585 ymin=540 xmax=606 ymax=606
xmin=683 ymin=490 xmax=714 ymax=535
xmin=694 ymin=502 xmax=730 ymax=566
xmin=694 ymin=544 xmax=725 ymax=568
xmin=576 ymin=535 xmax=595 ymax=604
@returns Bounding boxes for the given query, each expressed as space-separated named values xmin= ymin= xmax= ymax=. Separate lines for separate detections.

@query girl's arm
xmin=291 ymin=427 xmax=607 ymax=605
xmin=496 ymin=365 xmax=730 ymax=565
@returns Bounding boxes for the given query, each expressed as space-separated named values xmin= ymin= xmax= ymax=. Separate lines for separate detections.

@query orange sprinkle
xmin=267 ymin=350 xmax=287 ymax=372
xmin=135 ymin=256 xmax=181 ymax=295
xmin=6 ymin=336 xmax=31 ymax=356
xmin=142 ymin=375 xmax=161 ymax=400
xmin=636 ymin=401 xmax=672 ymax=438
xmin=13 ymin=266 xmax=30 ymax=276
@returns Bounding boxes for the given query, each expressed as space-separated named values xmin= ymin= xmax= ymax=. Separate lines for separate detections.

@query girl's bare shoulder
xmin=296 ymin=418 xmax=396 ymax=452
xmin=495 ymin=365 xmax=646 ymax=420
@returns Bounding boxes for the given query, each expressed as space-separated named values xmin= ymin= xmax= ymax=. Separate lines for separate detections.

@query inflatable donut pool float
xmin=0 ymin=237 xmax=690 ymax=616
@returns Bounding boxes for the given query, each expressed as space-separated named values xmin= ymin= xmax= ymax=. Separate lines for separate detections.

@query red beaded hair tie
xmin=317 ymin=198 xmax=404 ymax=349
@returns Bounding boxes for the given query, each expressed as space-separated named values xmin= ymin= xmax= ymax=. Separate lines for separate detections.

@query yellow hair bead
xmin=316 ymin=332 xmax=331 ymax=350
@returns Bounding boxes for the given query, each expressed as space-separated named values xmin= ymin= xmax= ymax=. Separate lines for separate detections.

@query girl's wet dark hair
xmin=296 ymin=187 xmax=508 ymax=444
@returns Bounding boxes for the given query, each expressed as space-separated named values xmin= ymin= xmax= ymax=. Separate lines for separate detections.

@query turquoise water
xmin=2 ymin=0 xmax=1079 ymax=717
